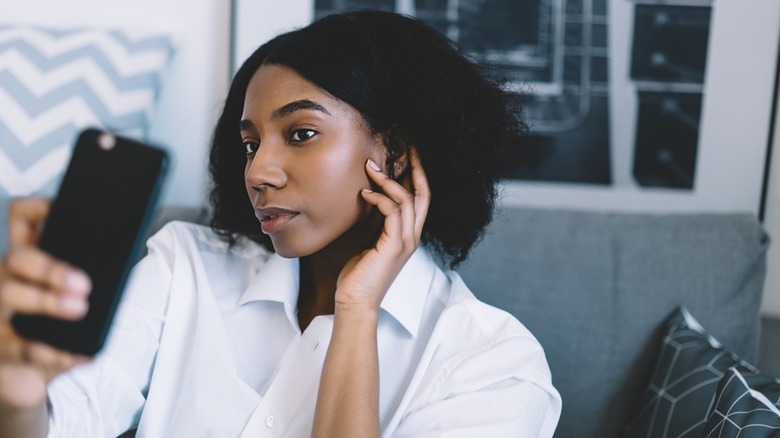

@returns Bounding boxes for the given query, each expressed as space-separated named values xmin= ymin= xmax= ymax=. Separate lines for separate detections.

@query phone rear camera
xmin=98 ymin=133 xmax=116 ymax=151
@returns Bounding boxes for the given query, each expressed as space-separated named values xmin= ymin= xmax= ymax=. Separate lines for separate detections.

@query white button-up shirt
xmin=46 ymin=222 xmax=561 ymax=437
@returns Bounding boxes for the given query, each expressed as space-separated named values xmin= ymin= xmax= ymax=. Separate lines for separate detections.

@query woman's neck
xmin=296 ymin=212 xmax=382 ymax=331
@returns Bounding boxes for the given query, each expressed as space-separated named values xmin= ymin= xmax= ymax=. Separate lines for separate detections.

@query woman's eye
xmin=290 ymin=129 xmax=316 ymax=142
xmin=243 ymin=141 xmax=260 ymax=155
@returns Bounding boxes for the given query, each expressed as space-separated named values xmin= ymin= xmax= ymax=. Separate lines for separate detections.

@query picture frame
xmin=232 ymin=0 xmax=780 ymax=214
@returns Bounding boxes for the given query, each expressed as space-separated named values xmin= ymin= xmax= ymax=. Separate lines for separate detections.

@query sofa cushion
xmin=703 ymin=367 xmax=780 ymax=437
xmin=457 ymin=207 xmax=768 ymax=438
xmin=623 ymin=306 xmax=758 ymax=437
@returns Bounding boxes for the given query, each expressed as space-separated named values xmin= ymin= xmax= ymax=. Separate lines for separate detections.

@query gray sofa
xmin=0 ymin=202 xmax=773 ymax=437
xmin=457 ymin=208 xmax=770 ymax=437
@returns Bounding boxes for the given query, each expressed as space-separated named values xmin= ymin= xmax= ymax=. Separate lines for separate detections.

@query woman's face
xmin=241 ymin=64 xmax=384 ymax=258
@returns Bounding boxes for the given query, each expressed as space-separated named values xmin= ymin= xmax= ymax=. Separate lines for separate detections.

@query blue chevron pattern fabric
xmin=0 ymin=25 xmax=175 ymax=197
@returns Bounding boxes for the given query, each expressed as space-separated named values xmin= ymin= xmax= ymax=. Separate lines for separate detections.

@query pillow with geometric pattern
xmin=0 ymin=24 xmax=176 ymax=198
xmin=702 ymin=367 xmax=780 ymax=437
xmin=623 ymin=306 xmax=759 ymax=437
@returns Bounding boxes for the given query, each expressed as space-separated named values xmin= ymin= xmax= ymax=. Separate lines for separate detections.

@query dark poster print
xmin=629 ymin=4 xmax=711 ymax=190
xmin=314 ymin=0 xmax=712 ymax=191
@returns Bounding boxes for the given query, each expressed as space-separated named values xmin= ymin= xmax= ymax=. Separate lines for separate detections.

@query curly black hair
xmin=209 ymin=10 xmax=527 ymax=268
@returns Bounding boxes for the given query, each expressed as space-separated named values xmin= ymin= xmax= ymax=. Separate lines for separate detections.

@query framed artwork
xmin=232 ymin=0 xmax=780 ymax=214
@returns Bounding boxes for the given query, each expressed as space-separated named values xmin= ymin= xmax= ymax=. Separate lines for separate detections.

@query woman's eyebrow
xmin=239 ymin=99 xmax=332 ymax=132
xmin=272 ymin=99 xmax=331 ymax=119
xmin=239 ymin=119 xmax=254 ymax=132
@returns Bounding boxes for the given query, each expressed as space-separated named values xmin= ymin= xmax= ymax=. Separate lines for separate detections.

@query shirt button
xmin=265 ymin=415 xmax=278 ymax=428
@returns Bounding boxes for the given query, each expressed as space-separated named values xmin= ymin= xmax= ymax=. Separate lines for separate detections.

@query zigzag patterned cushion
xmin=0 ymin=24 xmax=175 ymax=197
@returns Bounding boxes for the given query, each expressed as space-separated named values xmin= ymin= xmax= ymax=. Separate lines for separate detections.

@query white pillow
xmin=0 ymin=24 xmax=176 ymax=197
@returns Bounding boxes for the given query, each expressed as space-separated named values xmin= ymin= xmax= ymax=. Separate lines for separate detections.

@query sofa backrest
xmin=457 ymin=207 xmax=769 ymax=438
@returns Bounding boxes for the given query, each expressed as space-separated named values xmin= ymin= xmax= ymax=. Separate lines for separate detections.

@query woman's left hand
xmin=314 ymin=149 xmax=429 ymax=438
xmin=335 ymin=148 xmax=430 ymax=314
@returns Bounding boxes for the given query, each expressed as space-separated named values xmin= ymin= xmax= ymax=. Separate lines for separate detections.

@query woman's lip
xmin=255 ymin=207 xmax=299 ymax=220
xmin=254 ymin=208 xmax=299 ymax=234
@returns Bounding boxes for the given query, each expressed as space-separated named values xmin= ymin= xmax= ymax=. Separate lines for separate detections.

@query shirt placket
xmin=240 ymin=316 xmax=333 ymax=437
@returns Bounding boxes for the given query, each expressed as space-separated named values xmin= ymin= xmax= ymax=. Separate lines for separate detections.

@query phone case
xmin=11 ymin=128 xmax=169 ymax=355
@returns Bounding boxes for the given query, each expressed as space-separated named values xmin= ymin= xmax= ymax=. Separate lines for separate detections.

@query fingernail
xmin=65 ymin=271 xmax=91 ymax=294
xmin=362 ymin=188 xmax=373 ymax=194
xmin=367 ymin=159 xmax=381 ymax=172
xmin=60 ymin=297 xmax=89 ymax=316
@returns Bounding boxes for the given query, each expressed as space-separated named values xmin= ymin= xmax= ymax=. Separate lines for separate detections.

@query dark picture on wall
xmin=629 ymin=4 xmax=711 ymax=190
xmin=314 ymin=0 xmax=713 ymax=191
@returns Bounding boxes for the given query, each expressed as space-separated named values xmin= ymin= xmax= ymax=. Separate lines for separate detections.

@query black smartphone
xmin=11 ymin=128 xmax=169 ymax=356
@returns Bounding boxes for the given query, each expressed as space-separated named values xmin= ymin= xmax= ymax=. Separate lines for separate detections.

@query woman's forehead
xmin=242 ymin=65 xmax=362 ymax=125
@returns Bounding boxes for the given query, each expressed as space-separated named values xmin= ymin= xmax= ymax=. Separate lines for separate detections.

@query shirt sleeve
xmin=391 ymin=334 xmax=562 ymax=438
xmin=45 ymin=227 xmax=175 ymax=437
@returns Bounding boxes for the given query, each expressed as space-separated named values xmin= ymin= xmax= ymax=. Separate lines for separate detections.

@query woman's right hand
xmin=0 ymin=198 xmax=91 ymax=413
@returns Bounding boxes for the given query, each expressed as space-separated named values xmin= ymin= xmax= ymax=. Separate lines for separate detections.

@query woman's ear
xmin=388 ymin=149 xmax=409 ymax=180
xmin=391 ymin=160 xmax=407 ymax=177
xmin=381 ymin=128 xmax=410 ymax=180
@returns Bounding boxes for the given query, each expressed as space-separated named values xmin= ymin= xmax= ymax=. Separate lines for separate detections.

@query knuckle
xmin=45 ymin=262 xmax=66 ymax=290
xmin=417 ymin=189 xmax=431 ymax=198
xmin=32 ymin=294 xmax=52 ymax=313
xmin=36 ymin=291 xmax=57 ymax=315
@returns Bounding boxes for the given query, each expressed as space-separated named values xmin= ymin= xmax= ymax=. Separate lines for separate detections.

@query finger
xmin=361 ymin=189 xmax=403 ymax=247
xmin=365 ymin=160 xmax=417 ymax=246
xmin=0 ymin=279 xmax=89 ymax=320
xmin=365 ymin=160 xmax=412 ymax=204
xmin=4 ymin=247 xmax=91 ymax=297
xmin=8 ymin=198 xmax=51 ymax=248
xmin=408 ymin=149 xmax=431 ymax=237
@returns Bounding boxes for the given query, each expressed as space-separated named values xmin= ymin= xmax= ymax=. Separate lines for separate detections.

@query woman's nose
xmin=245 ymin=143 xmax=288 ymax=190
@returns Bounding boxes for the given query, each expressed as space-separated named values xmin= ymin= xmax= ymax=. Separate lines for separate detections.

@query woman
xmin=0 ymin=10 xmax=560 ymax=437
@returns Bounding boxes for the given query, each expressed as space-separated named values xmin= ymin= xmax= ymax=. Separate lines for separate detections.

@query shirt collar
xmin=378 ymin=247 xmax=436 ymax=338
xmin=238 ymin=247 xmax=437 ymax=338
xmin=239 ymin=253 xmax=300 ymax=326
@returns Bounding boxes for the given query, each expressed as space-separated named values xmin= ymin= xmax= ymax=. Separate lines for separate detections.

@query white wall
xmin=1 ymin=0 xmax=232 ymax=208
xmin=762 ymin=83 xmax=780 ymax=318
xmin=232 ymin=0 xmax=313 ymax=74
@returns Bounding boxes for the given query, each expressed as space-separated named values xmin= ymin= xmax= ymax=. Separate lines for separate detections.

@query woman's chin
xmin=271 ymin=244 xmax=301 ymax=259
xmin=269 ymin=237 xmax=317 ymax=259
